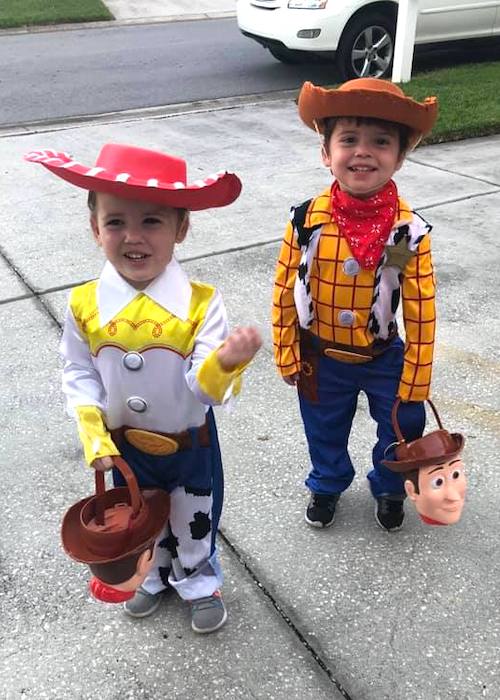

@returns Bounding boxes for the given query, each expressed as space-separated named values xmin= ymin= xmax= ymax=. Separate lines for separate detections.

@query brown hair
xmin=322 ymin=116 xmax=411 ymax=156
xmin=404 ymin=469 xmax=420 ymax=494
xmin=89 ymin=545 xmax=153 ymax=585
xmin=87 ymin=190 xmax=98 ymax=212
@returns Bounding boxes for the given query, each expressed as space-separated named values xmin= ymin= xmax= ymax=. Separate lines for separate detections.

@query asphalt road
xmin=0 ymin=18 xmax=335 ymax=127
xmin=2 ymin=17 xmax=499 ymax=128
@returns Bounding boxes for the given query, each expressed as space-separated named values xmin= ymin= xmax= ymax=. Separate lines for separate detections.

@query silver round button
xmin=122 ymin=351 xmax=144 ymax=371
xmin=126 ymin=396 xmax=148 ymax=413
xmin=338 ymin=310 xmax=355 ymax=326
xmin=343 ymin=257 xmax=360 ymax=276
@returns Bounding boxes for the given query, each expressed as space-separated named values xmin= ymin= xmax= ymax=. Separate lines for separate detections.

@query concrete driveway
xmin=1 ymin=96 xmax=499 ymax=699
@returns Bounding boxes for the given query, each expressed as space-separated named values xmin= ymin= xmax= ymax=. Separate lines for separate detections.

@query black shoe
xmin=305 ymin=493 xmax=340 ymax=528
xmin=375 ymin=496 xmax=405 ymax=531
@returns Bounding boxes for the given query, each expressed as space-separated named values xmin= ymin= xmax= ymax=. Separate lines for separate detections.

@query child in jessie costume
xmin=26 ymin=143 xmax=262 ymax=633
xmin=272 ymin=78 xmax=438 ymax=532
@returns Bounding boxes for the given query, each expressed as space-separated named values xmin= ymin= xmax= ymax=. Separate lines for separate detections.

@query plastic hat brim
xmin=382 ymin=433 xmax=464 ymax=472
xmin=25 ymin=150 xmax=242 ymax=211
xmin=61 ymin=488 xmax=169 ymax=564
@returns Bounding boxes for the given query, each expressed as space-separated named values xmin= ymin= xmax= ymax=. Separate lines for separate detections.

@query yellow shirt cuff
xmin=75 ymin=405 xmax=120 ymax=466
xmin=196 ymin=349 xmax=248 ymax=403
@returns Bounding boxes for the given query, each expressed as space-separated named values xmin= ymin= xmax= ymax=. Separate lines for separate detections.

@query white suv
xmin=237 ymin=0 xmax=500 ymax=79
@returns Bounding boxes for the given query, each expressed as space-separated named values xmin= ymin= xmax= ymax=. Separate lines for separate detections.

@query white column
xmin=391 ymin=0 xmax=420 ymax=83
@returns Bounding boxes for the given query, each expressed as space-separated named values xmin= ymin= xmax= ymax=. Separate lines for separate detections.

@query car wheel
xmin=268 ymin=45 xmax=306 ymax=64
xmin=337 ymin=11 xmax=396 ymax=80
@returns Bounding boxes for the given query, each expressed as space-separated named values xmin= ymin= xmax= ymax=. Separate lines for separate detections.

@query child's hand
xmin=283 ymin=373 xmax=301 ymax=386
xmin=217 ymin=327 xmax=262 ymax=372
xmin=91 ymin=455 xmax=115 ymax=471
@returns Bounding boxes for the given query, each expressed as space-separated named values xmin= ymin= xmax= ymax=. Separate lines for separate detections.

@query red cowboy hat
xmin=25 ymin=143 xmax=242 ymax=210
xmin=298 ymin=78 xmax=438 ymax=151
xmin=61 ymin=457 xmax=169 ymax=565
xmin=382 ymin=399 xmax=464 ymax=472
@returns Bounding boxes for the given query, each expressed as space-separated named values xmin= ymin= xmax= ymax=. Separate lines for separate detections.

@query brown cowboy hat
xmin=61 ymin=457 xmax=169 ymax=565
xmin=382 ymin=429 xmax=465 ymax=472
xmin=25 ymin=143 xmax=242 ymax=211
xmin=382 ymin=399 xmax=464 ymax=472
xmin=298 ymin=78 xmax=438 ymax=150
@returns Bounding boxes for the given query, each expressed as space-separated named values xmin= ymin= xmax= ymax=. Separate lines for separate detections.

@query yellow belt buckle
xmin=124 ymin=429 xmax=179 ymax=456
xmin=324 ymin=348 xmax=372 ymax=364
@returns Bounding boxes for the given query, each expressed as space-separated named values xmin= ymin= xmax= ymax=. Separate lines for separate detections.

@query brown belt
xmin=300 ymin=329 xmax=396 ymax=365
xmin=110 ymin=421 xmax=210 ymax=456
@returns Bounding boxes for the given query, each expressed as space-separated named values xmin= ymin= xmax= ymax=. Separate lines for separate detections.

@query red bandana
xmin=331 ymin=179 xmax=398 ymax=270
xmin=89 ymin=576 xmax=135 ymax=603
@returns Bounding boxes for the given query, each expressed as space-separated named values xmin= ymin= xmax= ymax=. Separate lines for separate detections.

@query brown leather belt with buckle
xmin=301 ymin=329 xmax=396 ymax=365
xmin=110 ymin=421 xmax=210 ymax=456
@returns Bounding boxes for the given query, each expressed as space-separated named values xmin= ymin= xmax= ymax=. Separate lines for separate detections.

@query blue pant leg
xmin=205 ymin=409 xmax=224 ymax=556
xmin=299 ymin=355 xmax=359 ymax=495
xmin=112 ymin=409 xmax=224 ymax=597
xmin=363 ymin=340 xmax=426 ymax=498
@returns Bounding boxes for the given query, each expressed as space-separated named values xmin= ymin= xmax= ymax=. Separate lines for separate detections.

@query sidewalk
xmin=103 ymin=0 xmax=236 ymax=22
xmin=1 ymin=96 xmax=499 ymax=699
xmin=0 ymin=0 xmax=236 ymax=36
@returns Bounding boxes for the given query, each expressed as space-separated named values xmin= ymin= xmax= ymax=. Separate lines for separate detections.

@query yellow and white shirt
xmin=61 ymin=258 xmax=244 ymax=464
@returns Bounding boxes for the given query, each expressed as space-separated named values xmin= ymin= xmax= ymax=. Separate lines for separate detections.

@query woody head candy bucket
xmin=61 ymin=457 xmax=169 ymax=602
xmin=382 ymin=399 xmax=466 ymax=526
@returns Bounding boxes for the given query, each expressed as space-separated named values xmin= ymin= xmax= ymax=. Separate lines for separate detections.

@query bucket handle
xmin=93 ymin=456 xmax=142 ymax=526
xmin=391 ymin=398 xmax=443 ymax=445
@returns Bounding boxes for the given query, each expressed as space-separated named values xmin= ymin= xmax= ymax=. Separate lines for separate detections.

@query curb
xmin=0 ymin=11 xmax=236 ymax=37
xmin=0 ymin=90 xmax=299 ymax=138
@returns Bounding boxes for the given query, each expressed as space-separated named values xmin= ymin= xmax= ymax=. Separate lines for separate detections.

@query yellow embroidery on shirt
xmin=107 ymin=313 xmax=179 ymax=338
xmin=70 ymin=280 xmax=215 ymax=357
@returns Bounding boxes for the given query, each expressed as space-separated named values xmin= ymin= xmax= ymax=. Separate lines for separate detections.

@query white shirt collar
xmin=97 ymin=257 xmax=192 ymax=327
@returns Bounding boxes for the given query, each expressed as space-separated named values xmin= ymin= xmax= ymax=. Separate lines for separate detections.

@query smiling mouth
xmin=124 ymin=252 xmax=149 ymax=260
xmin=349 ymin=166 xmax=376 ymax=172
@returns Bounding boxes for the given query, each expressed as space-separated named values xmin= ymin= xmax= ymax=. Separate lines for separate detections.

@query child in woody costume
xmin=272 ymin=78 xmax=438 ymax=532
xmin=26 ymin=143 xmax=262 ymax=633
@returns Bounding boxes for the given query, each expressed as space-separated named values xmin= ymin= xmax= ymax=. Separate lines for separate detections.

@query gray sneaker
xmin=123 ymin=586 xmax=162 ymax=618
xmin=190 ymin=590 xmax=227 ymax=634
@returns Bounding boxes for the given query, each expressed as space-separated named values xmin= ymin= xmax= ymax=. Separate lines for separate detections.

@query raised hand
xmin=217 ymin=326 xmax=262 ymax=372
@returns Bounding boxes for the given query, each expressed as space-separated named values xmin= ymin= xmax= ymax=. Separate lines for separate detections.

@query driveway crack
xmin=218 ymin=528 xmax=354 ymax=700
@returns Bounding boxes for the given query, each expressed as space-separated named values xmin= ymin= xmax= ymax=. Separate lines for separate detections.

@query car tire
xmin=336 ymin=10 xmax=396 ymax=80
xmin=268 ymin=45 xmax=306 ymax=64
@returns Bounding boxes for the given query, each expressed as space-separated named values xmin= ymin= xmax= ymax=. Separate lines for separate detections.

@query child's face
xmin=322 ymin=118 xmax=404 ymax=199
xmin=91 ymin=193 xmax=188 ymax=289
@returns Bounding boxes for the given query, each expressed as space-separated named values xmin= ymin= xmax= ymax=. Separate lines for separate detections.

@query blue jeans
xmin=298 ymin=337 xmax=426 ymax=499
xmin=112 ymin=408 xmax=224 ymax=556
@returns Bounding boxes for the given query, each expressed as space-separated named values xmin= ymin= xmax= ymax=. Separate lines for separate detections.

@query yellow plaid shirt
xmin=272 ymin=188 xmax=436 ymax=402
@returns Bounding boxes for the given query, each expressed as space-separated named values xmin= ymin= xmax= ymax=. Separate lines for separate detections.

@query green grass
xmin=0 ymin=0 xmax=113 ymax=28
xmin=401 ymin=62 xmax=500 ymax=145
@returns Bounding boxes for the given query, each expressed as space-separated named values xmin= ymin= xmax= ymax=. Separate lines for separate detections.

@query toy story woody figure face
xmin=61 ymin=457 xmax=170 ymax=602
xmin=382 ymin=399 xmax=466 ymax=526
xmin=402 ymin=456 xmax=466 ymax=526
